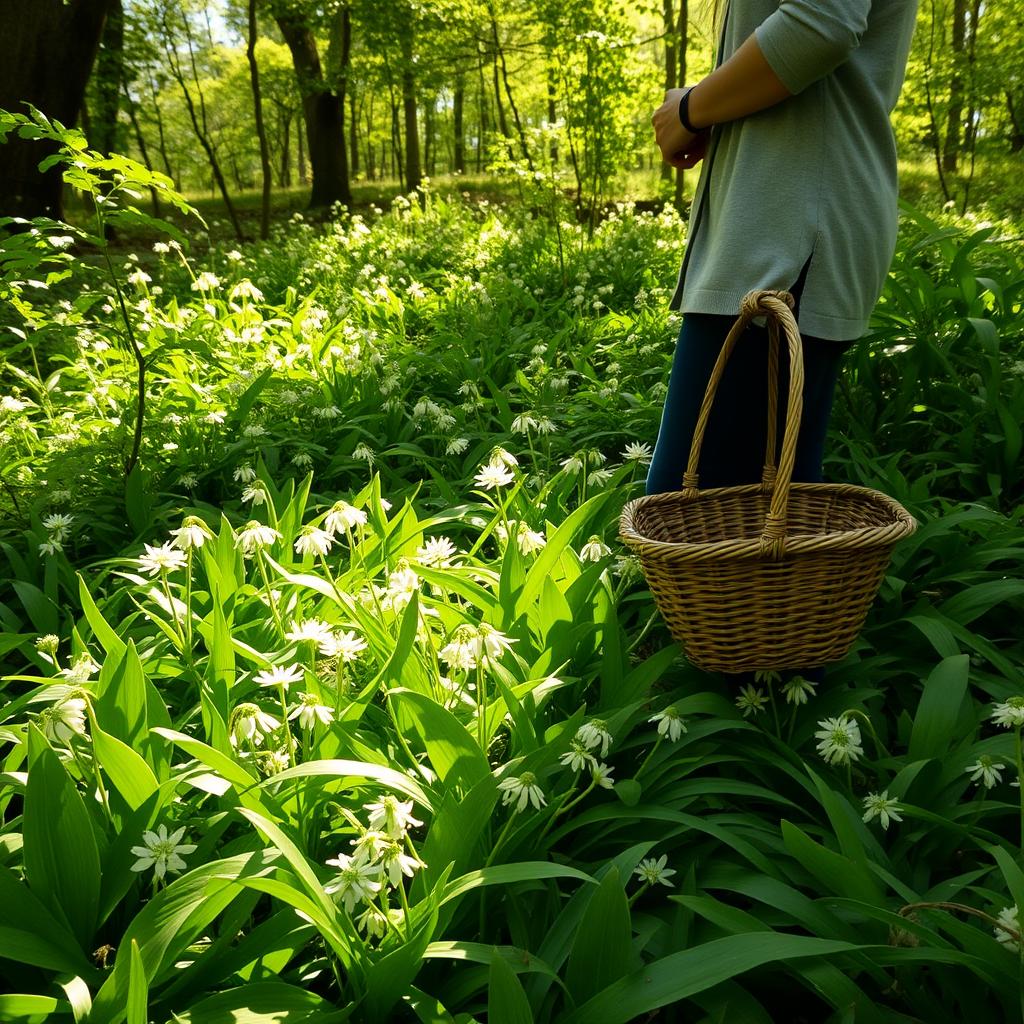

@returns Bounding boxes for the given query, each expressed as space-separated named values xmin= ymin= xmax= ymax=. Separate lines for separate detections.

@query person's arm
xmin=653 ymin=1 xmax=872 ymax=167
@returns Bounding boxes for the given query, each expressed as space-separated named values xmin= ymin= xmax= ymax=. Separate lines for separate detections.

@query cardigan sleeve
xmin=754 ymin=1 xmax=872 ymax=95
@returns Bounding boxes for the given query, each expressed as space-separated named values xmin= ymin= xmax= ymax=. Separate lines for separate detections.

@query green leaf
xmin=560 ymin=933 xmax=860 ymax=1024
xmin=0 ymin=865 xmax=97 ymax=977
xmin=488 ymin=949 xmax=535 ymax=1024
xmin=77 ymin=572 xmax=126 ymax=658
xmin=565 ymin=865 xmax=633 ymax=1004
xmin=389 ymin=687 xmax=490 ymax=794
xmin=908 ymin=655 xmax=970 ymax=760
xmin=92 ymin=723 xmax=159 ymax=811
xmin=174 ymin=983 xmax=352 ymax=1023
xmin=262 ymin=758 xmax=433 ymax=811
xmin=23 ymin=726 xmax=101 ymax=948
xmin=0 ymin=994 xmax=66 ymax=1017
xmin=127 ymin=940 xmax=147 ymax=1024
xmin=780 ymin=820 xmax=879 ymax=905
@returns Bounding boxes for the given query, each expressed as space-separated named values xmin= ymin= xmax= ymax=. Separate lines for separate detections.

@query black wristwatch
xmin=678 ymin=86 xmax=705 ymax=134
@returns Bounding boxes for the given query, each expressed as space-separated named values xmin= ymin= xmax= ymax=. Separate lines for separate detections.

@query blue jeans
xmin=645 ymin=311 xmax=855 ymax=684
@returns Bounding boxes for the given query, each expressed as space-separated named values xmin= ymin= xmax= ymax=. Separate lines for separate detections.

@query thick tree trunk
xmin=453 ymin=72 xmax=465 ymax=174
xmin=0 ymin=0 xmax=111 ymax=219
xmin=247 ymin=0 xmax=272 ymax=239
xmin=1007 ymin=92 xmax=1024 ymax=153
xmin=326 ymin=2 xmax=353 ymax=207
xmin=276 ymin=12 xmax=348 ymax=208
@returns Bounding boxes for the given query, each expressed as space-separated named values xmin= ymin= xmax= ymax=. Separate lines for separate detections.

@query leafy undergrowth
xmin=1 ymin=112 xmax=1024 ymax=1022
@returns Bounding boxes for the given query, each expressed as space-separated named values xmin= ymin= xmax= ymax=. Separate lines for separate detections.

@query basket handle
xmin=679 ymin=289 xmax=805 ymax=561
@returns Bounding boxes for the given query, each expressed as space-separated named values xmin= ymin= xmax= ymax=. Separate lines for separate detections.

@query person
xmin=645 ymin=0 xmax=918 ymax=682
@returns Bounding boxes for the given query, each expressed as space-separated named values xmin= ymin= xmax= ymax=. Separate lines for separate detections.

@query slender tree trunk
xmin=673 ymin=0 xmax=688 ymax=210
xmin=349 ymin=89 xmax=359 ymax=178
xmin=0 ymin=0 xmax=112 ymax=219
xmin=148 ymin=73 xmax=176 ymax=183
xmin=942 ymin=0 xmax=966 ymax=173
xmin=93 ymin=0 xmax=124 ymax=156
xmin=400 ymin=27 xmax=421 ymax=192
xmin=453 ymin=71 xmax=465 ymax=174
xmin=477 ymin=52 xmax=488 ymax=172
xmin=547 ymin=64 xmax=558 ymax=163
xmin=661 ymin=0 xmax=676 ymax=183
xmin=490 ymin=4 xmax=532 ymax=169
xmin=247 ymin=0 xmax=272 ymax=239
xmin=298 ymin=118 xmax=306 ymax=182
xmin=160 ymin=5 xmax=244 ymax=238
xmin=122 ymin=83 xmax=161 ymax=216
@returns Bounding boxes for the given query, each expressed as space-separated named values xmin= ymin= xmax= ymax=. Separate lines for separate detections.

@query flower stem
xmin=634 ymin=736 xmax=663 ymax=780
xmin=255 ymin=551 xmax=284 ymax=637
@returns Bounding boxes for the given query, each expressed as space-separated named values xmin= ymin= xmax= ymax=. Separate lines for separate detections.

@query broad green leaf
xmin=92 ymin=722 xmax=159 ymax=811
xmin=560 ymin=933 xmax=860 ymax=1024
xmin=488 ymin=949 xmax=535 ymax=1024
xmin=565 ymin=866 xmax=633 ymax=1004
xmin=908 ymin=655 xmax=970 ymax=760
xmin=175 ymin=983 xmax=352 ymax=1023
xmin=262 ymin=758 xmax=432 ymax=810
xmin=0 ymin=865 xmax=97 ymax=977
xmin=23 ymin=726 xmax=101 ymax=948
xmin=389 ymin=687 xmax=490 ymax=794
xmin=780 ymin=821 xmax=880 ymax=905
xmin=77 ymin=572 xmax=126 ymax=657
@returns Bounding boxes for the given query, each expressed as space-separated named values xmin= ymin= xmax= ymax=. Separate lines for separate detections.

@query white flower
xmin=38 ymin=697 xmax=88 ymax=743
xmin=416 ymin=536 xmax=458 ymax=568
xmin=497 ymin=771 xmax=547 ymax=813
xmin=191 ymin=271 xmax=221 ymax=292
xmin=559 ymin=739 xmax=598 ymax=773
xmin=288 ymin=692 xmax=334 ymax=731
xmin=991 ymin=697 xmax=1024 ymax=729
xmin=379 ymin=840 xmax=422 ymax=885
xmin=560 ymin=454 xmax=584 ymax=475
xmin=170 ymin=516 xmax=212 ymax=550
xmin=349 ymin=829 xmax=390 ymax=866
xmin=59 ymin=652 xmax=100 ymax=684
xmin=861 ymin=791 xmax=903 ymax=830
xmin=42 ymin=512 xmax=73 ymax=537
xmin=285 ymin=618 xmax=334 ymax=646
xmin=39 ymin=538 xmax=63 ymax=556
xmin=579 ymin=535 xmax=612 ymax=561
xmin=355 ymin=903 xmax=390 ymax=938
xmin=321 ymin=629 xmax=368 ymax=662
xmin=324 ymin=852 xmax=382 ymax=914
xmin=591 ymin=762 xmax=615 ymax=789
xmin=242 ymin=482 xmax=268 ymax=505
xmin=130 ymin=825 xmax=197 ymax=880
xmin=352 ymin=443 xmax=375 ymax=463
xmin=137 ymin=541 xmax=187 ymax=576
xmin=324 ymin=500 xmax=368 ymax=535
xmin=735 ymin=685 xmax=768 ymax=717
xmin=648 ymin=705 xmax=686 ymax=742
xmin=474 ymin=623 xmax=516 ymax=662
xmin=587 ymin=468 xmax=614 ymax=487
xmin=814 ymin=716 xmax=864 ymax=766
xmin=230 ymin=279 xmax=263 ymax=302
xmin=233 ymin=463 xmax=257 ymax=483
xmin=634 ymin=854 xmax=676 ymax=887
xmin=260 ymin=747 xmax=291 ymax=776
xmin=516 ymin=523 xmax=546 ymax=555
xmin=230 ymin=702 xmax=281 ymax=746
xmin=35 ymin=634 xmax=59 ymax=656
xmin=254 ymin=663 xmax=304 ymax=691
xmin=490 ymin=447 xmax=518 ymax=469
xmin=782 ymin=676 xmax=817 ymax=705
xmin=294 ymin=525 xmax=333 ymax=557
xmin=384 ymin=565 xmax=420 ymax=612
xmin=234 ymin=521 xmax=281 ymax=555
xmin=511 ymin=413 xmax=538 ymax=434
xmin=439 ymin=625 xmax=479 ymax=671
xmin=363 ymin=794 xmax=424 ymax=839
xmin=474 ymin=462 xmax=514 ymax=490
xmin=966 ymin=755 xmax=1005 ymax=789
xmin=622 ymin=441 xmax=653 ymax=464
xmin=446 ymin=437 xmax=470 ymax=455
xmin=576 ymin=719 xmax=612 ymax=758
xmin=994 ymin=905 xmax=1021 ymax=951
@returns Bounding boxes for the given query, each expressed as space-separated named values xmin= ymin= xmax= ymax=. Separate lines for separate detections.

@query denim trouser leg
xmin=644 ymin=312 xmax=854 ymax=684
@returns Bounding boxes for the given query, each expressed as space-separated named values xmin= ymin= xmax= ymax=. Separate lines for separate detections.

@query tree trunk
xmin=92 ymin=0 xmax=123 ymax=157
xmin=1007 ymin=92 xmax=1024 ymax=153
xmin=673 ymin=0 xmax=688 ymax=210
xmin=0 ymin=0 xmax=111 ymax=220
xmin=326 ymin=2 xmax=353 ymax=207
xmin=661 ymin=0 xmax=675 ymax=183
xmin=490 ymin=3 xmax=532 ymax=169
xmin=276 ymin=12 xmax=348 ymax=208
xmin=400 ymin=27 xmax=421 ymax=192
xmin=247 ymin=0 xmax=272 ymax=239
xmin=349 ymin=90 xmax=359 ymax=178
xmin=453 ymin=72 xmax=465 ymax=174
xmin=547 ymin=65 xmax=558 ymax=163
xmin=942 ymin=0 xmax=966 ymax=173
xmin=122 ymin=83 xmax=161 ymax=217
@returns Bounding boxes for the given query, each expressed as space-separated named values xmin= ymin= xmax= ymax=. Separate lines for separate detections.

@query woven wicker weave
xmin=619 ymin=289 xmax=917 ymax=673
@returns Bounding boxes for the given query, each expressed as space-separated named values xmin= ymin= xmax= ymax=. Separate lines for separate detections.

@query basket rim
xmin=618 ymin=480 xmax=917 ymax=562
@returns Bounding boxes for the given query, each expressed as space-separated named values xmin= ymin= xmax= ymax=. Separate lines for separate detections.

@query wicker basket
xmin=619 ymin=289 xmax=917 ymax=673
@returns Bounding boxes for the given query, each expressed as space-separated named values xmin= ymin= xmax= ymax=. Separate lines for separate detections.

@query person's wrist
xmin=678 ymin=84 xmax=709 ymax=134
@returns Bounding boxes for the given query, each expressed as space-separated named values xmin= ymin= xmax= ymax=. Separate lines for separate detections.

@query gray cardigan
xmin=669 ymin=0 xmax=919 ymax=341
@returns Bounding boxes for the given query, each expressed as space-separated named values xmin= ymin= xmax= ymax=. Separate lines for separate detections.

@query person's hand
xmin=651 ymin=87 xmax=709 ymax=168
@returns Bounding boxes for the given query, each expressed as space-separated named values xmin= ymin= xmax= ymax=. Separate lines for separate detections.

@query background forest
xmin=1 ymin=2 xmax=1024 ymax=1023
